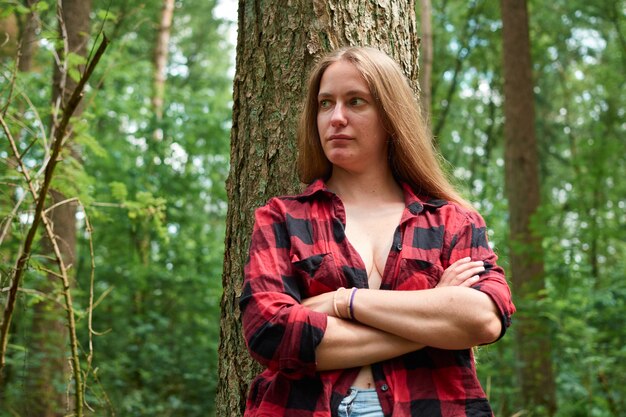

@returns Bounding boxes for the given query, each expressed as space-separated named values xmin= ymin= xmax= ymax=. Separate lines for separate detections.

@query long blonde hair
xmin=297 ymin=46 xmax=471 ymax=208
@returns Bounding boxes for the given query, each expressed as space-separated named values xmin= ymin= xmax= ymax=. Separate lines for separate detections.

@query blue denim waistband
xmin=339 ymin=387 xmax=383 ymax=417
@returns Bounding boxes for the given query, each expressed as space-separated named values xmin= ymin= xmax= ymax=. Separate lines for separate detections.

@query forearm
xmin=315 ymin=316 xmax=424 ymax=371
xmin=351 ymin=287 xmax=502 ymax=349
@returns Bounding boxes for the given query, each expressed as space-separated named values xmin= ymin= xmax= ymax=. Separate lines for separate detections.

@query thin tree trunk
xmin=500 ymin=0 xmax=556 ymax=414
xmin=152 ymin=0 xmax=175 ymax=140
xmin=418 ymin=0 xmax=433 ymax=120
xmin=18 ymin=0 xmax=40 ymax=72
xmin=216 ymin=1 xmax=419 ymax=416
xmin=30 ymin=0 xmax=91 ymax=415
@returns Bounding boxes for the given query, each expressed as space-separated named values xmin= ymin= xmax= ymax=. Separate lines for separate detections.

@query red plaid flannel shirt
xmin=240 ymin=179 xmax=515 ymax=416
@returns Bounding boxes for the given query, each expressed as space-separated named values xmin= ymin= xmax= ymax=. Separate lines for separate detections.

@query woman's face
xmin=316 ymin=60 xmax=389 ymax=174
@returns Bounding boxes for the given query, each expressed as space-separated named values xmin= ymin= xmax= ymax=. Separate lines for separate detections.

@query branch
xmin=44 ymin=196 xmax=80 ymax=215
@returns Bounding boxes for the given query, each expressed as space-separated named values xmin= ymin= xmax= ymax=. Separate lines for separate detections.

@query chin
xmin=326 ymin=156 xmax=356 ymax=169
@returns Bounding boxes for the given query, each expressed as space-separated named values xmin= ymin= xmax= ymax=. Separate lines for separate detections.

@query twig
xmin=35 ymin=265 xmax=67 ymax=281
xmin=20 ymin=89 xmax=50 ymax=153
xmin=0 ymin=286 xmax=64 ymax=308
xmin=44 ymin=196 xmax=80 ymax=215
xmin=0 ymin=190 xmax=28 ymax=247
xmin=0 ymin=114 xmax=38 ymax=201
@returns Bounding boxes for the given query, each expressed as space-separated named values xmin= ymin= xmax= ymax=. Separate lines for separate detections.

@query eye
xmin=319 ymin=99 xmax=331 ymax=109
xmin=350 ymin=97 xmax=365 ymax=106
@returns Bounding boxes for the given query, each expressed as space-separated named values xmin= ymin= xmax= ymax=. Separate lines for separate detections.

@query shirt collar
xmin=300 ymin=179 xmax=448 ymax=215
xmin=400 ymin=182 xmax=448 ymax=215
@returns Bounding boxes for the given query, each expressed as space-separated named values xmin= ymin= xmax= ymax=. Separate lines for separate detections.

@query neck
xmin=326 ymin=166 xmax=403 ymax=205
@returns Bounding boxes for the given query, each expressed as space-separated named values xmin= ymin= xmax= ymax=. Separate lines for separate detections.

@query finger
xmin=451 ymin=260 xmax=484 ymax=274
xmin=459 ymin=275 xmax=481 ymax=287
xmin=448 ymin=257 xmax=472 ymax=270
xmin=440 ymin=260 xmax=478 ymax=282
xmin=453 ymin=265 xmax=486 ymax=282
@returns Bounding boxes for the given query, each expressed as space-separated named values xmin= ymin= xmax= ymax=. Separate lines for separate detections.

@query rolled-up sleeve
xmin=239 ymin=201 xmax=327 ymax=378
xmin=447 ymin=209 xmax=516 ymax=340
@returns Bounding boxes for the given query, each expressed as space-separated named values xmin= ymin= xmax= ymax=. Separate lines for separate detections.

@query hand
xmin=437 ymin=257 xmax=485 ymax=288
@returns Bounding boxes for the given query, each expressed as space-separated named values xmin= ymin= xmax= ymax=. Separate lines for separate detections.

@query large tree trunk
xmin=500 ymin=0 xmax=556 ymax=414
xmin=216 ymin=1 xmax=419 ymax=416
xmin=30 ymin=1 xmax=91 ymax=415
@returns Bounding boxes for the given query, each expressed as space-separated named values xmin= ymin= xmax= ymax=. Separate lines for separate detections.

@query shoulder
xmin=257 ymin=180 xmax=330 ymax=212
xmin=254 ymin=182 xmax=329 ymax=222
xmin=434 ymin=201 xmax=488 ymax=233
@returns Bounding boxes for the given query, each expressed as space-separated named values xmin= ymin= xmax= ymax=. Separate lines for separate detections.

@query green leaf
xmin=96 ymin=8 xmax=118 ymax=22
xmin=32 ymin=1 xmax=49 ymax=13
xmin=110 ymin=182 xmax=128 ymax=201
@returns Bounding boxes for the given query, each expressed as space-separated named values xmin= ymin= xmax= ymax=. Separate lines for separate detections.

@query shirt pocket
xmin=395 ymin=257 xmax=444 ymax=290
xmin=291 ymin=252 xmax=342 ymax=297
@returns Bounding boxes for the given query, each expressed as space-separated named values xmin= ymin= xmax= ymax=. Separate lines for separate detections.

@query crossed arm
xmin=302 ymin=258 xmax=502 ymax=371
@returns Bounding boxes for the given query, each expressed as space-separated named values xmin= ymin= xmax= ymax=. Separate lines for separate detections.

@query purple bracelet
xmin=348 ymin=288 xmax=358 ymax=320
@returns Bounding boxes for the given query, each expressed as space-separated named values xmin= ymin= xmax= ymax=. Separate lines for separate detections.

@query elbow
xmin=246 ymin=320 xmax=285 ymax=367
xmin=475 ymin=313 xmax=503 ymax=345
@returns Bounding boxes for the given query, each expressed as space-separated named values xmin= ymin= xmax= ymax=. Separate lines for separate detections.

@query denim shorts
xmin=337 ymin=387 xmax=384 ymax=417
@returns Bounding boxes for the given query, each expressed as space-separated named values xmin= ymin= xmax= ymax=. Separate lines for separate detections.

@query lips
xmin=328 ymin=134 xmax=353 ymax=141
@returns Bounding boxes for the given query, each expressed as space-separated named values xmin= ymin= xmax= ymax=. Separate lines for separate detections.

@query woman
xmin=240 ymin=46 xmax=515 ymax=417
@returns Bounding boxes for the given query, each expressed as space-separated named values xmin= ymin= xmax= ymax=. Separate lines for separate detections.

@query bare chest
xmin=343 ymin=203 xmax=404 ymax=289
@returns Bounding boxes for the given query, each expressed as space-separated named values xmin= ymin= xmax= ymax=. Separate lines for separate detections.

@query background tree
xmin=216 ymin=1 xmax=420 ymax=415
xmin=152 ymin=0 xmax=174 ymax=140
xmin=500 ymin=0 xmax=556 ymax=414
xmin=29 ymin=0 xmax=93 ymax=414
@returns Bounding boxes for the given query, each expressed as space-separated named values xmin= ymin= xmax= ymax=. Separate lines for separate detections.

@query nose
xmin=330 ymin=102 xmax=347 ymax=126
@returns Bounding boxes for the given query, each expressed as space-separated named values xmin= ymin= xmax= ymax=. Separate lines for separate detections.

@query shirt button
xmin=380 ymin=384 xmax=389 ymax=391
xmin=396 ymin=243 xmax=402 ymax=251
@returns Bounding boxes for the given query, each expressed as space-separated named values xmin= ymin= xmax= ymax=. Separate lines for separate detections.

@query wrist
xmin=333 ymin=287 xmax=358 ymax=320
xmin=332 ymin=288 xmax=345 ymax=318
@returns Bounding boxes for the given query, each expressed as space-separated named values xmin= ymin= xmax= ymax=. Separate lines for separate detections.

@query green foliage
xmin=1 ymin=0 xmax=232 ymax=415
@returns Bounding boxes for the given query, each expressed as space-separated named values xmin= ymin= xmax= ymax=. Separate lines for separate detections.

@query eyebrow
xmin=317 ymin=89 xmax=372 ymax=98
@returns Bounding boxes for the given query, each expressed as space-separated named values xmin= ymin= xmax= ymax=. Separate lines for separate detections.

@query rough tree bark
xmin=30 ymin=0 xmax=92 ymax=415
xmin=216 ymin=1 xmax=420 ymax=416
xmin=500 ymin=0 xmax=556 ymax=414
